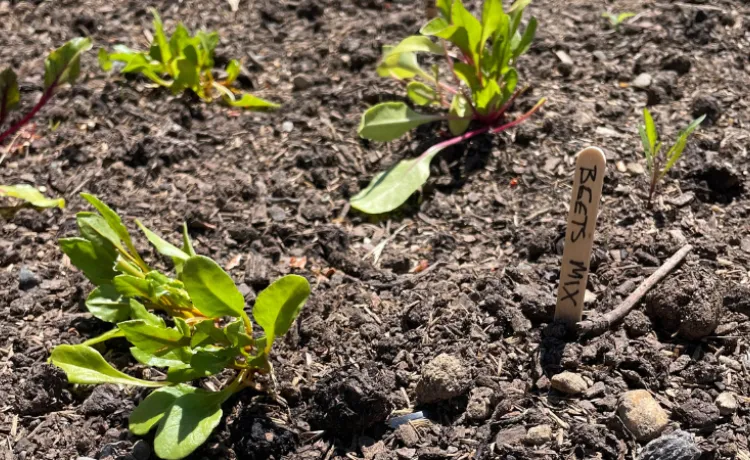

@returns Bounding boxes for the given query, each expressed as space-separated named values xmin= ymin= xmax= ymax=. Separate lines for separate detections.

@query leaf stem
xmin=0 ymin=84 xmax=56 ymax=145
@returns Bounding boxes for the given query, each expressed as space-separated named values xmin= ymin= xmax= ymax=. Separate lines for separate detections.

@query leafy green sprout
xmin=639 ymin=108 xmax=705 ymax=209
xmin=49 ymin=194 xmax=310 ymax=459
xmin=0 ymin=38 xmax=92 ymax=146
xmin=99 ymin=9 xmax=278 ymax=110
xmin=0 ymin=184 xmax=65 ymax=218
xmin=351 ymin=0 xmax=545 ymax=215
xmin=602 ymin=12 xmax=636 ymax=30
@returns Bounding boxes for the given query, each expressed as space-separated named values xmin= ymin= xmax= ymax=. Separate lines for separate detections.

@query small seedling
xmin=0 ymin=184 xmax=65 ymax=218
xmin=602 ymin=12 xmax=636 ymax=30
xmin=49 ymin=194 xmax=310 ymax=459
xmin=0 ymin=38 xmax=92 ymax=145
xmin=353 ymin=0 xmax=545 ymax=214
xmin=99 ymin=9 xmax=278 ymax=110
xmin=639 ymin=108 xmax=705 ymax=209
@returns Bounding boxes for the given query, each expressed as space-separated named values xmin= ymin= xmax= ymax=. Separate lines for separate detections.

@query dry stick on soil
xmin=577 ymin=244 xmax=693 ymax=336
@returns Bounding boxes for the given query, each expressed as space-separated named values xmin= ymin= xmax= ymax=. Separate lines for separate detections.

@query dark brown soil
xmin=1 ymin=0 xmax=750 ymax=459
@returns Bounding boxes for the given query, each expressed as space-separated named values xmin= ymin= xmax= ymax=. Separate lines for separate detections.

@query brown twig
xmin=577 ymin=244 xmax=693 ymax=336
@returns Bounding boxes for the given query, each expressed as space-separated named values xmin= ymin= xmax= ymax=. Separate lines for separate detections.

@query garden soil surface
xmin=2 ymin=0 xmax=750 ymax=459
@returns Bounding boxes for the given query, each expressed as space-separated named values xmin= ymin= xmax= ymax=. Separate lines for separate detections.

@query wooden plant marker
xmin=555 ymin=147 xmax=606 ymax=327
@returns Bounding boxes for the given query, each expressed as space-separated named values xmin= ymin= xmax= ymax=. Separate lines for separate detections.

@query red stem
xmin=0 ymin=84 xmax=57 ymax=145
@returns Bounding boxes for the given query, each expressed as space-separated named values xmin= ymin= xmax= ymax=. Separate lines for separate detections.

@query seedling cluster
xmin=50 ymin=194 xmax=309 ymax=459
xmin=352 ymin=0 xmax=545 ymax=214
xmin=0 ymin=0 xmax=718 ymax=457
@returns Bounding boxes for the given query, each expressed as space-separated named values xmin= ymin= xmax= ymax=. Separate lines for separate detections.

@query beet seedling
xmin=639 ymin=108 xmax=705 ymax=209
xmin=0 ymin=38 xmax=92 ymax=146
xmin=602 ymin=12 xmax=635 ymax=30
xmin=0 ymin=184 xmax=65 ymax=218
xmin=352 ymin=0 xmax=545 ymax=214
xmin=100 ymin=9 xmax=278 ymax=110
xmin=49 ymin=194 xmax=309 ymax=459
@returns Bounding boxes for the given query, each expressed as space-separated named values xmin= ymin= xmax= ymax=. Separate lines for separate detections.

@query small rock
xmin=616 ymin=160 xmax=627 ymax=173
xmin=495 ymin=425 xmax=527 ymax=446
xmin=617 ymin=390 xmax=669 ymax=441
xmin=281 ymin=121 xmax=294 ymax=133
xmin=555 ymin=50 xmax=574 ymax=77
xmin=632 ymin=73 xmax=652 ymax=89
xmin=741 ymin=238 xmax=750 ymax=254
xmin=268 ymin=205 xmax=287 ymax=221
xmin=396 ymin=447 xmax=417 ymax=459
xmin=292 ymin=74 xmax=314 ymax=91
xmin=674 ymin=398 xmax=721 ymax=428
xmin=415 ymin=354 xmax=471 ymax=404
xmin=626 ymin=162 xmax=645 ymax=175
xmin=18 ymin=266 xmax=39 ymax=290
xmin=525 ymin=424 xmax=552 ymax=445
xmin=550 ymin=371 xmax=588 ymax=395
xmin=131 ymin=440 xmax=151 ymax=460
xmin=640 ymin=430 xmax=700 ymax=460
xmin=584 ymin=290 xmax=597 ymax=305
xmin=395 ymin=423 xmax=419 ymax=447
xmin=584 ymin=381 xmax=606 ymax=399
xmin=715 ymin=392 xmax=738 ymax=416
xmin=466 ymin=387 xmax=496 ymax=421
xmin=667 ymin=192 xmax=695 ymax=207
xmin=692 ymin=95 xmax=722 ymax=125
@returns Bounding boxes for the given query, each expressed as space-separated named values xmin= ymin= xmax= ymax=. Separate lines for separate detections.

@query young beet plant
xmin=99 ymin=9 xmax=278 ymax=110
xmin=0 ymin=38 xmax=92 ymax=145
xmin=0 ymin=184 xmax=65 ymax=218
xmin=352 ymin=0 xmax=545 ymax=214
xmin=639 ymin=108 xmax=705 ymax=209
xmin=49 ymin=194 xmax=310 ymax=460
xmin=602 ymin=11 xmax=635 ymax=30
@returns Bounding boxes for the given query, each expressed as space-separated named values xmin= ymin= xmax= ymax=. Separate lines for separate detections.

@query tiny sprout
xmin=639 ymin=108 xmax=705 ymax=209
xmin=602 ymin=11 xmax=636 ymax=30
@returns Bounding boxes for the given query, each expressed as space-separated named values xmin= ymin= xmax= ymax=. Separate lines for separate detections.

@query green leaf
xmin=358 ymin=102 xmax=444 ymax=142
xmin=436 ymin=0 xmax=452 ymax=18
xmin=86 ymin=285 xmax=130 ymax=323
xmin=172 ymin=55 xmax=200 ymax=95
xmin=154 ymin=390 xmax=227 ymax=460
xmin=181 ymin=224 xmax=196 ymax=257
xmin=191 ymin=320 xmax=229 ymax=348
xmin=149 ymin=9 xmax=172 ymax=66
xmin=0 ymin=185 xmax=65 ymax=209
xmin=131 ymin=347 xmax=191 ymax=368
xmin=660 ymin=114 xmax=705 ymax=179
xmin=480 ymin=0 xmax=508 ymax=53
xmin=253 ymin=274 xmax=310 ymax=352
xmin=350 ymin=139 xmax=455 ymax=214
xmin=475 ymin=79 xmax=502 ymax=114
xmin=223 ymin=92 xmax=280 ymax=110
xmin=448 ymin=94 xmax=470 ymax=136
xmin=118 ymin=320 xmax=188 ymax=355
xmin=166 ymin=365 xmax=211 ymax=383
xmin=638 ymin=124 xmax=652 ymax=172
xmin=189 ymin=346 xmax=235 ymax=375
xmin=130 ymin=299 xmax=165 ymax=327
xmin=81 ymin=194 xmax=147 ymax=270
xmin=59 ymin=237 xmax=117 ymax=285
xmin=225 ymin=59 xmax=241 ymax=85
xmin=451 ymin=0 xmax=482 ymax=58
xmin=377 ymin=47 xmax=428 ymax=80
xmin=420 ymin=17 xmax=452 ymax=36
xmin=182 ymin=256 xmax=245 ymax=318
xmin=501 ymin=67 xmax=518 ymax=101
xmin=390 ymin=36 xmax=445 ymax=56
xmin=77 ymin=212 xmax=124 ymax=255
xmin=114 ymin=275 xmax=152 ymax=298
xmin=509 ymin=0 xmax=532 ymax=13
xmin=136 ymin=220 xmax=189 ymax=267
xmin=406 ymin=81 xmax=437 ymax=106
xmin=224 ymin=320 xmax=254 ymax=349
xmin=81 ymin=328 xmax=126 ymax=347
xmin=512 ymin=16 xmax=537 ymax=59
xmin=50 ymin=344 xmax=164 ymax=387
xmin=0 ymin=68 xmax=20 ymax=118
xmin=452 ymin=62 xmax=480 ymax=90
xmin=643 ymin=108 xmax=657 ymax=153
xmin=168 ymin=24 xmax=191 ymax=62
xmin=130 ymin=385 xmax=197 ymax=435
xmin=44 ymin=37 xmax=93 ymax=90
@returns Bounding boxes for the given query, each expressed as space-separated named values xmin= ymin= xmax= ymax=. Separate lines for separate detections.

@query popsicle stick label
xmin=555 ymin=147 xmax=606 ymax=326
